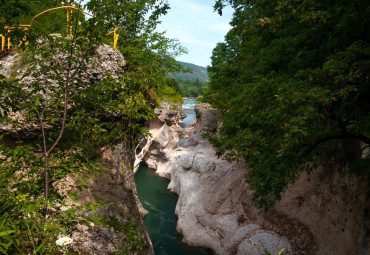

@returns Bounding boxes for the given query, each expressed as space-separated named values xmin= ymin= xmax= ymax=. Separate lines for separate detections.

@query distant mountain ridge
xmin=169 ymin=61 xmax=209 ymax=82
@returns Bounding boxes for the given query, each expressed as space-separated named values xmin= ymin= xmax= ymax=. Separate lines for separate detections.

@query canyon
xmin=2 ymin=45 xmax=369 ymax=255
xmin=136 ymin=101 xmax=370 ymax=255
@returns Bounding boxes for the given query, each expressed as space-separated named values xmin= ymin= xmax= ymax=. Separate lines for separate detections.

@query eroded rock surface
xmin=276 ymin=164 xmax=370 ymax=255
xmin=193 ymin=103 xmax=219 ymax=133
xmin=0 ymin=43 xmax=126 ymax=134
xmin=145 ymin=102 xmax=369 ymax=255
xmin=134 ymin=101 xmax=187 ymax=178
xmin=67 ymin=143 xmax=154 ymax=255
xmin=168 ymin=136 xmax=305 ymax=255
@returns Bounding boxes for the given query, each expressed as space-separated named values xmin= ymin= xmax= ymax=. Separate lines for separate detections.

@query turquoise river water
xmin=135 ymin=99 xmax=213 ymax=255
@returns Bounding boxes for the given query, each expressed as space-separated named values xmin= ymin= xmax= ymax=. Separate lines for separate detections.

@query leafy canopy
xmin=204 ymin=0 xmax=370 ymax=209
xmin=86 ymin=0 xmax=186 ymax=104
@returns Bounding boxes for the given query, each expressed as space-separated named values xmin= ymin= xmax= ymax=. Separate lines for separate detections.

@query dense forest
xmin=204 ymin=0 xmax=370 ymax=208
xmin=167 ymin=61 xmax=209 ymax=97
xmin=167 ymin=77 xmax=208 ymax=98
xmin=169 ymin=61 xmax=209 ymax=82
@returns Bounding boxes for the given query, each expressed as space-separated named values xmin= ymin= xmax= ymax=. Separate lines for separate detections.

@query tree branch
xmin=46 ymin=1 xmax=83 ymax=156
xmin=304 ymin=134 xmax=370 ymax=157
xmin=35 ymin=107 xmax=50 ymax=201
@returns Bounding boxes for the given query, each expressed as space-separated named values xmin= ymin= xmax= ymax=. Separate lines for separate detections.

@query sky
xmin=157 ymin=0 xmax=233 ymax=67
xmin=80 ymin=0 xmax=233 ymax=67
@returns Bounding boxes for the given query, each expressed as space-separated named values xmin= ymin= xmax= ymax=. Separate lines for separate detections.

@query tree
xmin=0 ymin=0 xmax=63 ymax=26
xmin=0 ymin=0 xmax=64 ymax=42
xmin=86 ymin=0 xmax=186 ymax=105
xmin=0 ymin=0 xmax=184 ymax=252
xmin=0 ymin=3 xmax=142 ymax=252
xmin=204 ymin=0 xmax=370 ymax=209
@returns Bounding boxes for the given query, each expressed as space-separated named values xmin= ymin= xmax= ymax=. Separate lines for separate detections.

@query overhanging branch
xmin=304 ymin=134 xmax=370 ymax=157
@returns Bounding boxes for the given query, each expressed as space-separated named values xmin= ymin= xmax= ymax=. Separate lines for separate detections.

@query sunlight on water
xmin=181 ymin=98 xmax=197 ymax=128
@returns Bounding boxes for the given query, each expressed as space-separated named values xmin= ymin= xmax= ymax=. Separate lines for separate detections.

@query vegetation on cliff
xmin=0 ymin=0 xmax=184 ymax=253
xmin=204 ymin=0 xmax=370 ymax=208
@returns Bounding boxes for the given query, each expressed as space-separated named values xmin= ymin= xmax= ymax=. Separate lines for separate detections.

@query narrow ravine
xmin=134 ymin=99 xmax=212 ymax=255
xmin=179 ymin=98 xmax=197 ymax=147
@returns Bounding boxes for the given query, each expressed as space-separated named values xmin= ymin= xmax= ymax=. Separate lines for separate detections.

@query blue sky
xmin=80 ymin=0 xmax=233 ymax=67
xmin=157 ymin=0 xmax=233 ymax=67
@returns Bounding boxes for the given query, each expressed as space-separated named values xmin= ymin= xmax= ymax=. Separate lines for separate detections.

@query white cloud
xmin=157 ymin=0 xmax=233 ymax=66
xmin=82 ymin=0 xmax=233 ymax=66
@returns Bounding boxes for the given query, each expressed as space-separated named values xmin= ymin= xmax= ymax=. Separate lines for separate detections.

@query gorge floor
xmin=135 ymin=99 xmax=213 ymax=255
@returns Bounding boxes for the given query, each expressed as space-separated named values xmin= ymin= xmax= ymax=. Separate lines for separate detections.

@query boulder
xmin=168 ymin=140 xmax=300 ymax=255
xmin=194 ymin=103 xmax=219 ymax=133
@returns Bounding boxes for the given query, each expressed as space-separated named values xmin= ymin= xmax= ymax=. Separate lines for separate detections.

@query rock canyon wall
xmin=137 ymin=103 xmax=370 ymax=255
xmin=0 ymin=47 xmax=154 ymax=255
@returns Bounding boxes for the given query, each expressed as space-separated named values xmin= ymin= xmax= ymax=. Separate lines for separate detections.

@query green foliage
xmin=86 ymin=0 xmax=187 ymax=106
xmin=0 ymin=32 xmax=146 ymax=253
xmin=266 ymin=248 xmax=285 ymax=255
xmin=0 ymin=0 xmax=65 ymax=45
xmin=178 ymin=78 xmax=208 ymax=97
xmin=166 ymin=76 xmax=208 ymax=98
xmin=0 ymin=0 xmax=184 ymax=253
xmin=0 ymin=194 xmax=98 ymax=254
xmin=169 ymin=61 xmax=209 ymax=82
xmin=0 ymin=0 xmax=63 ymax=29
xmin=163 ymin=77 xmax=208 ymax=99
xmin=167 ymin=61 xmax=209 ymax=97
xmin=106 ymin=217 xmax=146 ymax=255
xmin=0 ymin=138 xmax=110 ymax=254
xmin=166 ymin=77 xmax=182 ymax=94
xmin=155 ymin=82 xmax=183 ymax=105
xmin=205 ymin=0 xmax=370 ymax=209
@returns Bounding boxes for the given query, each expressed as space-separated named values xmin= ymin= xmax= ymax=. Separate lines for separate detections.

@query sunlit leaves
xmin=1 ymin=0 xmax=185 ymax=252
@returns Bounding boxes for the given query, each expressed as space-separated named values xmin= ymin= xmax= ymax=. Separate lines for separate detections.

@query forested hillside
xmin=169 ymin=61 xmax=209 ymax=82
xmin=204 ymin=0 xmax=370 ymax=208
xmin=167 ymin=61 xmax=209 ymax=97
xmin=166 ymin=77 xmax=207 ymax=98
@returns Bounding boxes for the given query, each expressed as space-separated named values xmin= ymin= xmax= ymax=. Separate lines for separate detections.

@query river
xmin=134 ymin=99 xmax=212 ymax=255
xmin=181 ymin=98 xmax=197 ymax=127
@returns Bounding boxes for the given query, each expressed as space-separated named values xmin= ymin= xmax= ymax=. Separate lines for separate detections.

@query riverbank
xmin=134 ymin=99 xmax=212 ymax=254
xmin=135 ymin=164 xmax=213 ymax=255
xmin=135 ymin=101 xmax=370 ymax=255
xmin=168 ymin=104 xmax=370 ymax=255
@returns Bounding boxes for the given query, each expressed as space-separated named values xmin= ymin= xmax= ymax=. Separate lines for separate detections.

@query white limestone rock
xmin=134 ymin=101 xmax=187 ymax=178
xmin=168 ymin=140 xmax=294 ymax=255
xmin=167 ymin=103 xmax=370 ymax=255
